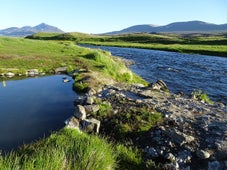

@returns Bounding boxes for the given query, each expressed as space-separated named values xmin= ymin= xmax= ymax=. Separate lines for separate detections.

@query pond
xmin=82 ymin=45 xmax=227 ymax=104
xmin=0 ymin=75 xmax=76 ymax=151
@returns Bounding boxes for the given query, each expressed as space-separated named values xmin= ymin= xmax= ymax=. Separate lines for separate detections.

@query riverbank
xmin=27 ymin=32 xmax=227 ymax=57
xmin=0 ymin=36 xmax=148 ymax=169
xmin=1 ymin=36 xmax=226 ymax=169
xmin=71 ymin=82 xmax=227 ymax=169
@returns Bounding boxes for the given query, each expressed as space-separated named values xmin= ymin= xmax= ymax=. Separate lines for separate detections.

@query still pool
xmin=0 ymin=75 xmax=76 ymax=151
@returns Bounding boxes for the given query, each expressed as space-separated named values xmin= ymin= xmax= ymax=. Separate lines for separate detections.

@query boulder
xmin=74 ymin=105 xmax=86 ymax=120
xmin=88 ymin=88 xmax=97 ymax=96
xmin=86 ymin=96 xmax=94 ymax=105
xmin=84 ymin=105 xmax=100 ymax=114
xmin=80 ymin=118 xmax=101 ymax=133
xmin=65 ymin=116 xmax=80 ymax=130
xmin=149 ymin=80 xmax=168 ymax=91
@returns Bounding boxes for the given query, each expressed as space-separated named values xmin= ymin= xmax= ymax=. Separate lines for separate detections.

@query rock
xmin=74 ymin=96 xmax=86 ymax=105
xmin=163 ymin=161 xmax=179 ymax=170
xmin=145 ymin=147 xmax=159 ymax=158
xmin=54 ymin=67 xmax=68 ymax=73
xmin=80 ymin=118 xmax=100 ymax=133
xmin=26 ymin=69 xmax=39 ymax=76
xmin=157 ymin=80 xmax=167 ymax=89
xmin=65 ymin=116 xmax=80 ymax=130
xmin=86 ymin=96 xmax=94 ymax=105
xmin=63 ymin=79 xmax=71 ymax=83
xmin=196 ymin=149 xmax=210 ymax=159
xmin=162 ymin=129 xmax=195 ymax=145
xmin=84 ymin=105 xmax=100 ymax=114
xmin=88 ymin=88 xmax=96 ymax=96
xmin=208 ymin=161 xmax=220 ymax=170
xmin=139 ymin=89 xmax=153 ymax=98
xmin=165 ymin=153 xmax=176 ymax=161
xmin=149 ymin=80 xmax=168 ymax=91
xmin=177 ymin=150 xmax=192 ymax=164
xmin=6 ymin=72 xmax=15 ymax=77
xmin=74 ymin=105 xmax=86 ymax=120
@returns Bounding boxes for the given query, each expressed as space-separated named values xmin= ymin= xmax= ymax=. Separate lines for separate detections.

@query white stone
xmin=6 ymin=72 xmax=15 ymax=77
xmin=196 ymin=149 xmax=210 ymax=159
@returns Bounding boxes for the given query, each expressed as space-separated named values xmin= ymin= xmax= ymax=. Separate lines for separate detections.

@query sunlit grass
xmin=0 ymin=37 xmax=146 ymax=86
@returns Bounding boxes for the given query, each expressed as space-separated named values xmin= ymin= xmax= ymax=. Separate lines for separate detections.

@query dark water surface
xmin=83 ymin=45 xmax=227 ymax=104
xmin=0 ymin=75 xmax=75 ymax=151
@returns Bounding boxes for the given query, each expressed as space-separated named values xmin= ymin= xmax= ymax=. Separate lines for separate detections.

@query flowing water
xmin=83 ymin=45 xmax=227 ymax=104
xmin=0 ymin=75 xmax=75 ymax=151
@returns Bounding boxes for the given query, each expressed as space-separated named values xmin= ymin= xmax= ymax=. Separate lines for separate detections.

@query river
xmin=0 ymin=75 xmax=75 ymax=151
xmin=82 ymin=45 xmax=227 ymax=104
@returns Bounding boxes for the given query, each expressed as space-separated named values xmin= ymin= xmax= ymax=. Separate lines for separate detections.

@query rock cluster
xmin=92 ymin=80 xmax=227 ymax=170
xmin=0 ymin=66 xmax=71 ymax=78
xmin=65 ymin=89 xmax=101 ymax=134
xmin=0 ymin=68 xmax=44 ymax=78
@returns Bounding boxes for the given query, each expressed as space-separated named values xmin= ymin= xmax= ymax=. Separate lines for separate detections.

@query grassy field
xmin=0 ymin=36 xmax=146 ymax=87
xmin=27 ymin=32 xmax=227 ymax=57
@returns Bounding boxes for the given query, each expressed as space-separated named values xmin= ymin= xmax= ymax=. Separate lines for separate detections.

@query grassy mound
xmin=0 ymin=128 xmax=155 ymax=170
xmin=0 ymin=129 xmax=115 ymax=169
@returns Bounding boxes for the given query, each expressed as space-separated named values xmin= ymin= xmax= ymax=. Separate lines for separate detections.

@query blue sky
xmin=1 ymin=0 xmax=226 ymax=33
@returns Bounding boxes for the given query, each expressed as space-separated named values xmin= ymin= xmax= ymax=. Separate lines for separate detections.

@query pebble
xmin=196 ymin=149 xmax=210 ymax=159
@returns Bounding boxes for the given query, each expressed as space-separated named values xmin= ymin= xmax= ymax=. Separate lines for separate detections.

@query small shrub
xmin=191 ymin=89 xmax=213 ymax=104
xmin=73 ymin=82 xmax=89 ymax=93
xmin=117 ymin=123 xmax=132 ymax=137
xmin=96 ymin=102 xmax=112 ymax=117
xmin=115 ymin=144 xmax=144 ymax=170
xmin=66 ymin=65 xmax=75 ymax=74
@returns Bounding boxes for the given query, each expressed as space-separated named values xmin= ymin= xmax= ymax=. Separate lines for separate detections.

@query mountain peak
xmin=0 ymin=23 xmax=64 ymax=37
xmin=104 ymin=20 xmax=227 ymax=34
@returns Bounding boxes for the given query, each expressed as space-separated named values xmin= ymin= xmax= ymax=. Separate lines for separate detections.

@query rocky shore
xmin=67 ymin=81 xmax=227 ymax=170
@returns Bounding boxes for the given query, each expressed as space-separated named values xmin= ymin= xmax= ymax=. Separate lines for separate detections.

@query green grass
xmin=0 ymin=128 xmax=116 ymax=170
xmin=27 ymin=32 xmax=227 ymax=57
xmin=0 ymin=36 xmax=146 ymax=87
xmin=0 ymin=128 xmax=156 ymax=170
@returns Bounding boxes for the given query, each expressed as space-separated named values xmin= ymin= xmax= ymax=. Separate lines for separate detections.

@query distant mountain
xmin=0 ymin=23 xmax=64 ymax=37
xmin=105 ymin=21 xmax=227 ymax=34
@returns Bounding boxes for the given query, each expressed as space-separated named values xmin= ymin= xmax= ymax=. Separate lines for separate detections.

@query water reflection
xmin=2 ymin=80 xmax=6 ymax=87
xmin=0 ymin=75 xmax=76 ymax=151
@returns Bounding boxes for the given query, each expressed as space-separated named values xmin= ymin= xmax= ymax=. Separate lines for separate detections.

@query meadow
xmin=27 ymin=32 xmax=227 ymax=57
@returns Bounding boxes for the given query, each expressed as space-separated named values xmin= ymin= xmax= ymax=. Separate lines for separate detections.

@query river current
xmin=83 ymin=45 xmax=227 ymax=104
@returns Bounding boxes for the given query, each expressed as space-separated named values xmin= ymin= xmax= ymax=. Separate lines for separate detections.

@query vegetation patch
xmin=0 ymin=128 xmax=116 ymax=170
xmin=191 ymin=89 xmax=214 ymax=104
xmin=27 ymin=32 xmax=227 ymax=57
xmin=0 ymin=37 xmax=146 ymax=90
